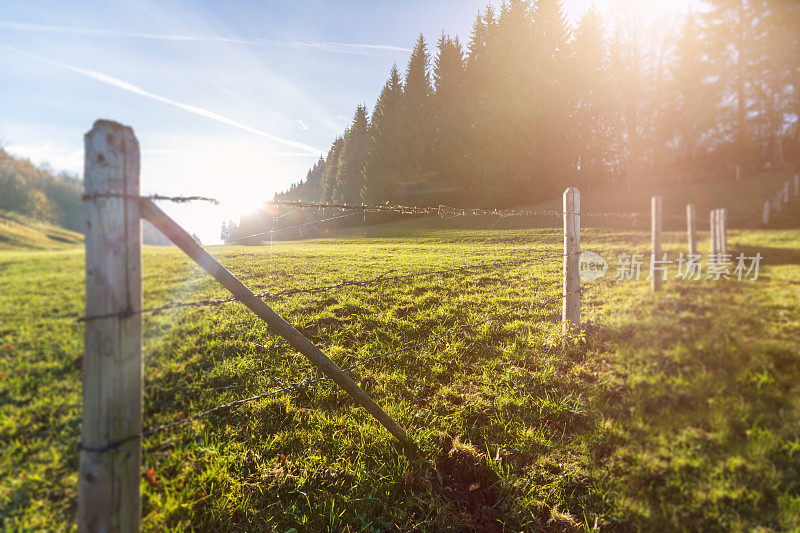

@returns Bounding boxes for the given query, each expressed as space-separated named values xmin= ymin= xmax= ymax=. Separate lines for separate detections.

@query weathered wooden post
xmin=687 ymin=204 xmax=697 ymax=256
xmin=763 ymin=200 xmax=770 ymax=226
xmin=562 ymin=187 xmax=580 ymax=332
xmin=794 ymin=174 xmax=798 ymax=197
xmin=784 ymin=181 xmax=790 ymax=204
xmin=719 ymin=208 xmax=727 ymax=255
xmin=775 ymin=191 xmax=782 ymax=212
xmin=651 ymin=196 xmax=662 ymax=292
xmin=79 ymin=120 xmax=143 ymax=532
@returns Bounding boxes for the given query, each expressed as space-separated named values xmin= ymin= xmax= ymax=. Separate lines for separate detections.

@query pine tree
xmin=703 ymin=0 xmax=761 ymax=168
xmin=363 ymin=65 xmax=404 ymax=203
xmin=320 ymin=137 xmax=344 ymax=202
xmin=400 ymin=34 xmax=435 ymax=191
xmin=334 ymin=105 xmax=370 ymax=204
xmin=433 ymin=34 xmax=468 ymax=199
xmin=572 ymin=7 xmax=609 ymax=187
xmin=463 ymin=5 xmax=498 ymax=198
xmin=530 ymin=0 xmax=574 ymax=192
xmin=670 ymin=12 xmax=716 ymax=174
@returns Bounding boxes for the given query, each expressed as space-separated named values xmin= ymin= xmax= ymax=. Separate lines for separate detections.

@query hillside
xmin=0 ymin=148 xmax=83 ymax=232
xmin=0 ymin=209 xmax=83 ymax=250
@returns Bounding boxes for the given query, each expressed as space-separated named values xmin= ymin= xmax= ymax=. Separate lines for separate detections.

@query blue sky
xmin=0 ymin=0 xmax=696 ymax=243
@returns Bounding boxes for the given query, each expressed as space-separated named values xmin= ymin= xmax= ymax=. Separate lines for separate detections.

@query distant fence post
xmin=763 ymin=200 xmax=770 ymax=226
xmin=687 ymin=204 xmax=697 ymax=256
xmin=735 ymin=165 xmax=741 ymax=181
xmin=562 ymin=187 xmax=580 ymax=332
xmin=794 ymin=174 xmax=798 ymax=197
xmin=651 ymin=196 xmax=662 ymax=292
xmin=775 ymin=191 xmax=782 ymax=212
xmin=784 ymin=181 xmax=790 ymax=203
xmin=719 ymin=208 xmax=727 ymax=255
xmin=710 ymin=209 xmax=718 ymax=261
xmin=78 ymin=120 xmax=142 ymax=532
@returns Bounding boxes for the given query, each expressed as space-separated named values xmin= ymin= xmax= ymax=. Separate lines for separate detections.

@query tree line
xmin=224 ymin=0 xmax=800 ymax=242
xmin=0 ymin=148 xmax=83 ymax=231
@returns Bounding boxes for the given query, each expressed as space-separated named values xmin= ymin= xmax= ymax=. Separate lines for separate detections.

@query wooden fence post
xmin=775 ymin=191 xmax=782 ymax=212
xmin=78 ymin=120 xmax=142 ymax=532
xmin=651 ymin=196 xmax=662 ymax=292
xmin=562 ymin=187 xmax=580 ymax=332
xmin=710 ymin=209 xmax=718 ymax=261
xmin=719 ymin=208 xmax=727 ymax=255
xmin=785 ymin=181 xmax=790 ymax=203
xmin=794 ymin=174 xmax=798 ymax=197
xmin=735 ymin=165 xmax=741 ymax=181
xmin=687 ymin=204 xmax=697 ymax=256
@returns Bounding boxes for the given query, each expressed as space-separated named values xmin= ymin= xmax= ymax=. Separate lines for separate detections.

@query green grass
xmin=0 ymin=209 xmax=83 ymax=250
xmin=2 ymin=198 xmax=800 ymax=530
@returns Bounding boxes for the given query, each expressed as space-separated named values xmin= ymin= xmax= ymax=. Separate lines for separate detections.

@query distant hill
xmin=0 ymin=209 xmax=83 ymax=250
xmin=0 ymin=148 xmax=82 ymax=232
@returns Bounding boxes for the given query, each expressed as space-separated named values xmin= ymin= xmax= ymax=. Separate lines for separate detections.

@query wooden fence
xmin=76 ymin=120 xmax=791 ymax=531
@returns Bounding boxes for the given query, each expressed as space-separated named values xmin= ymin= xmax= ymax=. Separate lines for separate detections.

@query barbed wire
xmin=81 ymin=190 xmax=730 ymax=223
xmin=83 ymin=192 xmax=221 ymax=205
xmin=265 ymin=199 xmax=643 ymax=219
xmin=267 ymin=199 xmax=564 ymax=217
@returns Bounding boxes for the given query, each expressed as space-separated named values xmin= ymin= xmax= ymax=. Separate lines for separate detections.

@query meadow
xmin=2 ymin=192 xmax=800 ymax=530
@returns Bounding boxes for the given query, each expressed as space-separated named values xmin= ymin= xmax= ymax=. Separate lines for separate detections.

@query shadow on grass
xmin=592 ymin=277 xmax=800 ymax=530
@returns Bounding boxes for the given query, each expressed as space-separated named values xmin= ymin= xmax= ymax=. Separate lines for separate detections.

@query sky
xmin=0 ymin=0 xmax=699 ymax=243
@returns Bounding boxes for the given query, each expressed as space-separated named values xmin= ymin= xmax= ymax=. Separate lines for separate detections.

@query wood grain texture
xmin=78 ymin=120 xmax=142 ymax=532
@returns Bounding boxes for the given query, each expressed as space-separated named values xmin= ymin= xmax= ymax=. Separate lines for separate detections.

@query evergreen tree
xmin=363 ymin=65 xmax=404 ymax=203
xmin=433 ymin=33 xmax=468 ymax=200
xmin=334 ymin=105 xmax=370 ymax=204
xmin=400 ymin=34 xmax=435 ymax=192
xmin=529 ymin=0 xmax=574 ymax=192
xmin=463 ymin=5 xmax=498 ymax=198
xmin=703 ymin=0 xmax=760 ymax=168
xmin=572 ymin=7 xmax=609 ymax=188
xmin=669 ymin=13 xmax=716 ymax=175
xmin=320 ymin=137 xmax=344 ymax=202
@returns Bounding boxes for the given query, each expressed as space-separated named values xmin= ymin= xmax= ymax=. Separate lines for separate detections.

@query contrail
xmin=0 ymin=21 xmax=412 ymax=55
xmin=0 ymin=44 xmax=325 ymax=156
xmin=143 ymin=149 xmax=319 ymax=157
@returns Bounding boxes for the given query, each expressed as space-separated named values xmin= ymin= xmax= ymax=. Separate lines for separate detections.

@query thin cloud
xmin=0 ymin=44 xmax=325 ymax=156
xmin=296 ymin=119 xmax=310 ymax=131
xmin=0 ymin=21 xmax=412 ymax=55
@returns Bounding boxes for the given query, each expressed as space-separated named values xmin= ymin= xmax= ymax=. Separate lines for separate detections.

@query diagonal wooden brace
xmin=139 ymin=199 xmax=417 ymax=454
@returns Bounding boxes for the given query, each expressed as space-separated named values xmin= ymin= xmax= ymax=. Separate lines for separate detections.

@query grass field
xmin=2 ymin=191 xmax=800 ymax=531
xmin=0 ymin=209 xmax=83 ymax=250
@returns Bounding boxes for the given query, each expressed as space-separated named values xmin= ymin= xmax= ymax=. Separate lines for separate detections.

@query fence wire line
xmin=83 ymin=193 xmax=221 ymax=205
xmin=81 ymin=191 xmax=643 ymax=219
xmin=77 ymin=254 xmax=571 ymax=322
xmin=265 ymin=199 xmax=642 ymax=219
xmin=137 ymin=295 xmax=557 ymax=448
